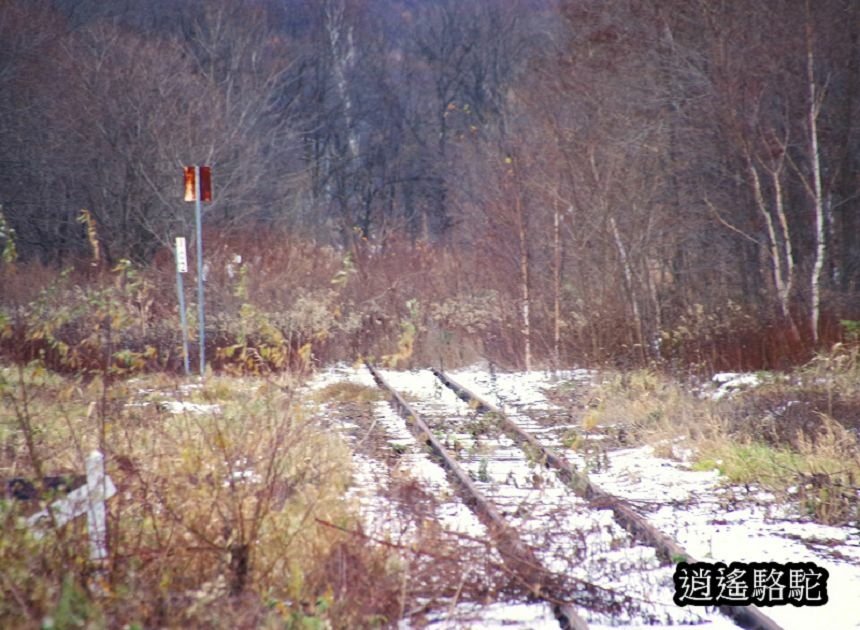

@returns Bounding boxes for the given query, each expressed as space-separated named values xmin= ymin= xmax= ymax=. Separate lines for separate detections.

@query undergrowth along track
xmin=429 ymin=367 xmax=785 ymax=630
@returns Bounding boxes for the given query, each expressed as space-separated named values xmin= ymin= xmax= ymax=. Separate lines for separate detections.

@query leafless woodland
xmin=2 ymin=0 xmax=860 ymax=370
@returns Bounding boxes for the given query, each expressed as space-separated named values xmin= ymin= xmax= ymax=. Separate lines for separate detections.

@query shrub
xmin=0 ymin=365 xmax=401 ymax=628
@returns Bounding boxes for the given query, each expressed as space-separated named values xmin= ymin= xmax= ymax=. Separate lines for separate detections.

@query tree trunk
xmin=553 ymin=201 xmax=563 ymax=369
xmin=806 ymin=9 xmax=826 ymax=345
xmin=325 ymin=0 xmax=359 ymax=161
xmin=746 ymin=158 xmax=799 ymax=341
xmin=517 ymin=189 xmax=532 ymax=370
xmin=610 ymin=216 xmax=644 ymax=357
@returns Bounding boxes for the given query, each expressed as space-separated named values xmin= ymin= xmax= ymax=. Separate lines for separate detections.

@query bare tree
xmin=804 ymin=2 xmax=827 ymax=343
xmin=5 ymin=1 xmax=306 ymax=263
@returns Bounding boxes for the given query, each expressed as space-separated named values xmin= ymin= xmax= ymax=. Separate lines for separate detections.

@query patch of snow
xmin=450 ymin=368 xmax=860 ymax=630
xmin=372 ymin=401 xmax=486 ymax=538
xmin=308 ymin=366 xmax=860 ymax=629
xmin=587 ymin=445 xmax=860 ymax=630
xmin=224 ymin=469 xmax=261 ymax=486
xmin=710 ymin=372 xmax=762 ymax=399
xmin=414 ymin=600 xmax=559 ymax=629
xmin=158 ymin=400 xmax=221 ymax=414
xmin=344 ymin=450 xmax=414 ymax=539
xmin=306 ymin=362 xmax=378 ymax=391
xmin=223 ymin=457 xmax=262 ymax=486
xmin=449 ymin=366 xmax=594 ymax=412
xmin=378 ymin=369 xmax=712 ymax=627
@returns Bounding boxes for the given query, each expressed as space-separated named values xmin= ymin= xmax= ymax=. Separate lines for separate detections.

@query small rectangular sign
xmin=199 ymin=166 xmax=212 ymax=202
xmin=183 ymin=166 xmax=195 ymax=201
xmin=183 ymin=166 xmax=213 ymax=202
xmin=175 ymin=236 xmax=188 ymax=273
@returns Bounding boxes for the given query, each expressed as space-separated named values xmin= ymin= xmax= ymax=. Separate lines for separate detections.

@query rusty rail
xmin=431 ymin=368 xmax=785 ymax=630
xmin=365 ymin=362 xmax=590 ymax=630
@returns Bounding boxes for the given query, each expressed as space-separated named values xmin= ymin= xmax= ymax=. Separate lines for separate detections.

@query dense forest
xmin=2 ymin=0 xmax=860 ymax=371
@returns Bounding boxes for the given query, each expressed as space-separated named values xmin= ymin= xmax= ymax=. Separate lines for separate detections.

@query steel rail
xmin=365 ymin=362 xmax=590 ymax=630
xmin=431 ymin=368 xmax=785 ymax=630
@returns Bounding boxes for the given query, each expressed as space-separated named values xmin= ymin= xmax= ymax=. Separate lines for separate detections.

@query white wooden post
xmin=85 ymin=450 xmax=109 ymax=562
xmin=176 ymin=236 xmax=191 ymax=376
xmin=26 ymin=450 xmax=116 ymax=563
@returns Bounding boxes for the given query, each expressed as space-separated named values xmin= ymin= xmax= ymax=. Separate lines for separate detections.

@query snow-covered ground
xmin=307 ymin=365 xmax=560 ymax=627
xmin=447 ymin=366 xmax=860 ymax=630
xmin=381 ymin=368 xmax=713 ymax=628
xmin=306 ymin=364 xmax=860 ymax=629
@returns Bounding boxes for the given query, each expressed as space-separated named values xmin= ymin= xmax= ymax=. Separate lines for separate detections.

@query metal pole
xmin=176 ymin=262 xmax=190 ymax=376
xmin=194 ymin=166 xmax=206 ymax=376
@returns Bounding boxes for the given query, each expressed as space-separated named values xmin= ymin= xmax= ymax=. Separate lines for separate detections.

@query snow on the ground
xmin=125 ymin=394 xmax=221 ymax=414
xmin=306 ymin=361 xmax=378 ymax=390
xmin=371 ymin=400 xmax=486 ymax=538
xmin=450 ymin=365 xmax=594 ymax=411
xmin=306 ymin=365 xmax=487 ymax=536
xmin=411 ymin=600 xmax=561 ymax=629
xmin=709 ymin=372 xmax=764 ymax=399
xmin=448 ymin=366 xmax=860 ymax=630
xmin=586 ymin=444 xmax=860 ymax=630
xmin=307 ymin=366 xmax=560 ymax=628
xmin=378 ymin=368 xmax=712 ymax=628
xmin=307 ymin=364 xmax=860 ymax=629
xmin=306 ymin=365 xmax=438 ymax=541
xmin=156 ymin=400 xmax=221 ymax=414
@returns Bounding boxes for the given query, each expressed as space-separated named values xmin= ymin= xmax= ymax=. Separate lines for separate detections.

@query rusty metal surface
xmin=366 ymin=362 xmax=592 ymax=630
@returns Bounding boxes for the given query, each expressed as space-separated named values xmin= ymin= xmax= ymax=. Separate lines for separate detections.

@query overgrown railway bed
xmin=310 ymin=365 xmax=796 ymax=629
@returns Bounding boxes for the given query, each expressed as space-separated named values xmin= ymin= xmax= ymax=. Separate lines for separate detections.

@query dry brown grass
xmin=0 ymin=365 xmax=407 ymax=628
xmin=566 ymin=356 xmax=860 ymax=525
xmin=578 ymin=369 xmax=725 ymax=450
xmin=312 ymin=381 xmax=384 ymax=404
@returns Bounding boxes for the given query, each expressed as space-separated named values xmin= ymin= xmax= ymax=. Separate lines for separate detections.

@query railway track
xmin=366 ymin=364 xmax=596 ymax=629
xmin=312 ymin=366 xmax=580 ymax=627
xmin=363 ymin=364 xmax=785 ymax=630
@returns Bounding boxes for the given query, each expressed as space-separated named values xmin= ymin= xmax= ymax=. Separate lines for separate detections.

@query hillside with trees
xmin=3 ymin=3 xmax=860 ymax=628
xmin=2 ymin=0 xmax=860 ymax=370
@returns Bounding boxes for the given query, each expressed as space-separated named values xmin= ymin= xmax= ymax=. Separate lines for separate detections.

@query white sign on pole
xmin=175 ymin=236 xmax=188 ymax=274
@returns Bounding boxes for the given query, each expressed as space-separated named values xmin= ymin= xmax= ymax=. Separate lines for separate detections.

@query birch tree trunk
xmin=610 ymin=215 xmax=645 ymax=355
xmin=746 ymin=156 xmax=799 ymax=341
xmin=553 ymin=201 xmax=563 ymax=369
xmin=516 ymin=188 xmax=532 ymax=371
xmin=325 ymin=0 xmax=359 ymax=162
xmin=806 ymin=10 xmax=826 ymax=345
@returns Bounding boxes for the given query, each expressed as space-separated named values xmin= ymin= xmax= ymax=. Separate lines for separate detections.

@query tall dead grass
xmin=0 ymin=365 xmax=404 ymax=628
xmin=5 ymin=226 xmax=853 ymax=376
